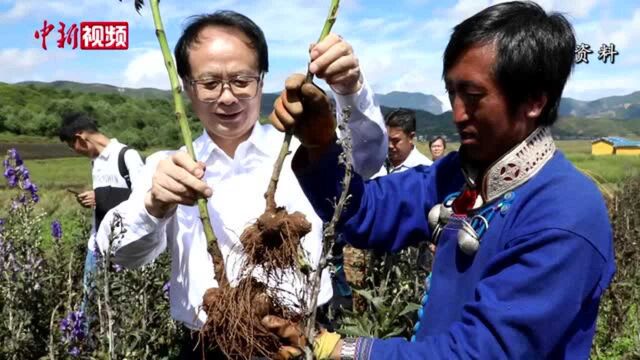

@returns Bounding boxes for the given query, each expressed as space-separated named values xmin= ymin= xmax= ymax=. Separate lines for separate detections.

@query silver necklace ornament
xmin=428 ymin=191 xmax=516 ymax=255
xmin=427 ymin=197 xmax=456 ymax=229
xmin=427 ymin=196 xmax=456 ymax=245
xmin=457 ymin=215 xmax=489 ymax=255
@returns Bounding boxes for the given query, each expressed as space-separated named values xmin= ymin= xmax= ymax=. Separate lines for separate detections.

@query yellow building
xmin=591 ymin=137 xmax=640 ymax=155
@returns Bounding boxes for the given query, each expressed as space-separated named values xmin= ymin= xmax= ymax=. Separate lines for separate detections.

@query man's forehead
xmin=388 ymin=127 xmax=410 ymax=136
xmin=444 ymin=44 xmax=496 ymax=84
xmin=187 ymin=25 xmax=260 ymax=75
xmin=192 ymin=25 xmax=252 ymax=48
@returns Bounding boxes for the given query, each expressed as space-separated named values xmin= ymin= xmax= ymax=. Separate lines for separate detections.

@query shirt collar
xmin=391 ymin=147 xmax=424 ymax=171
xmin=98 ymin=138 xmax=120 ymax=160
xmin=193 ymin=123 xmax=273 ymax=163
xmin=402 ymin=147 xmax=426 ymax=168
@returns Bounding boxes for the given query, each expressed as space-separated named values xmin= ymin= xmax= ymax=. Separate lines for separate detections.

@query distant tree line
xmin=0 ymin=83 xmax=202 ymax=149
xmin=1 ymin=83 xmax=639 ymax=150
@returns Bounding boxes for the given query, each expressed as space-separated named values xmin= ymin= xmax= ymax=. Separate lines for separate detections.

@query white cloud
xmin=0 ymin=48 xmax=76 ymax=82
xmin=121 ymin=48 xmax=171 ymax=89
xmin=564 ymin=69 xmax=640 ymax=100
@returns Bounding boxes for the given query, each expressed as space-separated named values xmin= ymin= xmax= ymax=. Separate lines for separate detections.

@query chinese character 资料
xmin=598 ymin=43 xmax=619 ymax=64
xmin=575 ymin=43 xmax=593 ymax=64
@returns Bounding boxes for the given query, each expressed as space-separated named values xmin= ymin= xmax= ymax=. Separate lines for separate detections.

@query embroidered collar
xmin=462 ymin=126 xmax=556 ymax=203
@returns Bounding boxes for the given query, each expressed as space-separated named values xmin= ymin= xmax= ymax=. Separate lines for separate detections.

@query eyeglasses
xmin=189 ymin=74 xmax=263 ymax=103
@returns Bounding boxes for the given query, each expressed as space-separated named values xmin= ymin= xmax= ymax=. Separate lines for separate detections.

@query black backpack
xmin=117 ymin=146 xmax=140 ymax=189
xmin=95 ymin=147 xmax=144 ymax=230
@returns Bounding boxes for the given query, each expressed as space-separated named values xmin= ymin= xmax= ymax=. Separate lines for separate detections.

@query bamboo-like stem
xmin=264 ymin=0 xmax=340 ymax=212
xmin=149 ymin=0 xmax=225 ymax=284
xmin=305 ymin=0 xmax=340 ymax=83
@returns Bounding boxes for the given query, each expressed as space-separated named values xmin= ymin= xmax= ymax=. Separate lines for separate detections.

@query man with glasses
xmin=95 ymin=10 xmax=386 ymax=358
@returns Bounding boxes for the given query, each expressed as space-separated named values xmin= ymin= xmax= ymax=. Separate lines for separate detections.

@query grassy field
xmin=416 ymin=140 xmax=640 ymax=186
xmin=1 ymin=139 xmax=638 ymax=357
xmin=1 ymin=140 xmax=637 ymax=224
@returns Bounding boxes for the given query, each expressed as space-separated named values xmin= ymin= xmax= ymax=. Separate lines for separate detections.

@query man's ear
xmin=525 ymin=93 xmax=548 ymax=119
xmin=76 ymin=132 xmax=90 ymax=147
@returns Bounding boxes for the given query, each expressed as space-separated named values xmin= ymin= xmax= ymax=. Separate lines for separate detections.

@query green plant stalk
xmin=265 ymin=0 xmax=340 ymax=212
xmin=149 ymin=0 xmax=225 ymax=283
xmin=103 ymin=235 xmax=114 ymax=359
xmin=305 ymin=0 xmax=340 ymax=83
xmin=48 ymin=301 xmax=62 ymax=360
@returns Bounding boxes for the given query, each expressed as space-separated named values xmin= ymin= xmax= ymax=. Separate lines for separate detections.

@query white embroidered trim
xmin=481 ymin=127 xmax=556 ymax=202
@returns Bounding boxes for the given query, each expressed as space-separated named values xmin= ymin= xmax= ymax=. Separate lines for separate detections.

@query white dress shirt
xmin=96 ymin=80 xmax=386 ymax=329
xmin=372 ymin=146 xmax=433 ymax=178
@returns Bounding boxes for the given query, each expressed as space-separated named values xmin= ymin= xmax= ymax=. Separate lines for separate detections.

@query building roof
xmin=593 ymin=137 xmax=640 ymax=148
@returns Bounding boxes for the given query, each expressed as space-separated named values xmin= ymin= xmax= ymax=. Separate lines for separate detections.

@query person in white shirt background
xmin=373 ymin=108 xmax=432 ymax=178
xmin=57 ymin=112 xmax=145 ymax=317
xmin=95 ymin=10 xmax=386 ymax=358
xmin=429 ymin=135 xmax=447 ymax=161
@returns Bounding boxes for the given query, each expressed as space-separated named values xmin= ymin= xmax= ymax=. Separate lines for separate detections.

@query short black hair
xmin=385 ymin=108 xmax=416 ymax=134
xmin=429 ymin=136 xmax=447 ymax=149
xmin=443 ymin=1 xmax=575 ymax=126
xmin=58 ymin=112 xmax=99 ymax=143
xmin=174 ymin=10 xmax=269 ymax=80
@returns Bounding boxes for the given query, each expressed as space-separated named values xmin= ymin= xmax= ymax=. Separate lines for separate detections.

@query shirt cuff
xmin=355 ymin=337 xmax=375 ymax=360
xmin=333 ymin=73 xmax=376 ymax=120
xmin=124 ymin=196 xmax=174 ymax=240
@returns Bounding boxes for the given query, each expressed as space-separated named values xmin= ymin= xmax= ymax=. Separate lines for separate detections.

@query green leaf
xmin=398 ymin=302 xmax=422 ymax=317
xmin=353 ymin=289 xmax=386 ymax=310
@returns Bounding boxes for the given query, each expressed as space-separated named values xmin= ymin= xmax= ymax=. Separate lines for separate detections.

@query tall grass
xmin=592 ymin=176 xmax=640 ymax=359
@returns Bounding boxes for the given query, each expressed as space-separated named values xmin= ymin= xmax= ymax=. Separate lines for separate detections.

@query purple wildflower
xmin=7 ymin=148 xmax=22 ymax=166
xmin=59 ymin=310 xmax=87 ymax=352
xmin=112 ymin=263 xmax=123 ymax=272
xmin=59 ymin=318 xmax=70 ymax=332
xmin=162 ymin=281 xmax=171 ymax=299
xmin=4 ymin=149 xmax=38 ymax=203
xmin=3 ymin=166 xmax=17 ymax=188
xmin=68 ymin=346 xmax=80 ymax=357
xmin=51 ymin=220 xmax=63 ymax=241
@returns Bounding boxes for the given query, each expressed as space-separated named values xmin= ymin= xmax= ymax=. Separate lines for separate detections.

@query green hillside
xmin=1 ymin=82 xmax=639 ymax=150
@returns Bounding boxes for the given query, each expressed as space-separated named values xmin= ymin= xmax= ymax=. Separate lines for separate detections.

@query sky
xmin=0 ymin=0 xmax=638 ymax=111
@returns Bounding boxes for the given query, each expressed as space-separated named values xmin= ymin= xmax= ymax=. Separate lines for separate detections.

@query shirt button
xmin=413 ymin=322 xmax=421 ymax=333
xmin=359 ymin=99 xmax=368 ymax=112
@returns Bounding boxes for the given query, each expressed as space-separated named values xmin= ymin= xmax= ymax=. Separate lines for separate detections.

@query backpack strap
xmin=118 ymin=146 xmax=132 ymax=189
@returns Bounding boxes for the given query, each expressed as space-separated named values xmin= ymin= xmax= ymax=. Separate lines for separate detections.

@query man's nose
xmin=217 ymin=85 xmax=238 ymax=105
xmin=451 ymin=95 xmax=469 ymax=124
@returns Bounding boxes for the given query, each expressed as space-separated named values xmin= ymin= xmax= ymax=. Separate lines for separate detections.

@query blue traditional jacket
xmin=295 ymin=128 xmax=615 ymax=359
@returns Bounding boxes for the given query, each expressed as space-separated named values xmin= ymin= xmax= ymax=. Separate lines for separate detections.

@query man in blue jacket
xmin=264 ymin=1 xmax=616 ymax=359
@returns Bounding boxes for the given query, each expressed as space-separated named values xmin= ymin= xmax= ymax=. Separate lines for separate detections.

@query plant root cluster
xmin=241 ymin=207 xmax=311 ymax=270
xmin=201 ymin=277 xmax=303 ymax=359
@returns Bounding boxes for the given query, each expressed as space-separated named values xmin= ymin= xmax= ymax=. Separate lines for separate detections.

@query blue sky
xmin=1 ymin=0 xmax=638 ymax=110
